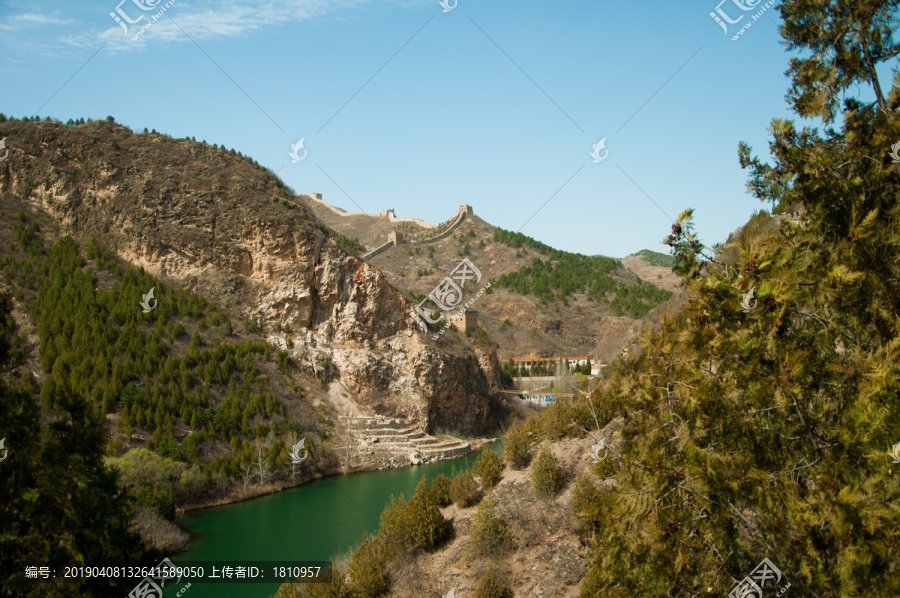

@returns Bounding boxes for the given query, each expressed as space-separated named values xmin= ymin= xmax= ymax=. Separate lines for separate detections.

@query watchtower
xmin=449 ymin=309 xmax=479 ymax=331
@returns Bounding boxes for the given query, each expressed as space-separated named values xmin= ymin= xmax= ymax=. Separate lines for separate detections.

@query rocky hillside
xmin=0 ymin=117 xmax=496 ymax=436
xmin=298 ymin=194 xmax=683 ymax=363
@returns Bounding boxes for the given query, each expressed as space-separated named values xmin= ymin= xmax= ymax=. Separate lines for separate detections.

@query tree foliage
xmin=0 ymin=292 xmax=151 ymax=597
xmin=502 ymin=417 xmax=537 ymax=470
xmin=473 ymin=567 xmax=513 ymax=598
xmin=348 ymin=534 xmax=387 ymax=598
xmin=449 ymin=469 xmax=482 ymax=508
xmin=468 ymin=494 xmax=511 ymax=556
xmin=430 ymin=473 xmax=452 ymax=507
xmin=780 ymin=0 xmax=900 ymax=121
xmin=473 ymin=447 xmax=504 ymax=490
xmin=530 ymin=448 xmax=565 ymax=499
xmin=0 ymin=229 xmax=327 ymax=516
xmin=402 ymin=475 xmax=448 ymax=550
xmin=579 ymin=27 xmax=900 ymax=596
xmin=492 ymin=228 xmax=671 ymax=313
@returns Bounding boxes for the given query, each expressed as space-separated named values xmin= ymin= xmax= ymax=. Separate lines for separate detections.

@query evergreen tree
xmin=780 ymin=0 xmax=900 ymax=121
xmin=0 ymin=295 xmax=149 ymax=597
xmin=579 ymin=5 xmax=900 ymax=593
xmin=402 ymin=475 xmax=447 ymax=549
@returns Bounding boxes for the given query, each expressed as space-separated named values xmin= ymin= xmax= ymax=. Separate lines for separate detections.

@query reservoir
xmin=173 ymin=441 xmax=501 ymax=598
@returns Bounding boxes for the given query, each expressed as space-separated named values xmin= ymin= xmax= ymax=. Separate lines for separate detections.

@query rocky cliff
xmin=0 ymin=118 xmax=493 ymax=434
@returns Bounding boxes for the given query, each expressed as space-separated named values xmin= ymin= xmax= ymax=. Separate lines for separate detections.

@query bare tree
xmin=239 ymin=453 xmax=256 ymax=497
xmin=256 ymin=439 xmax=271 ymax=492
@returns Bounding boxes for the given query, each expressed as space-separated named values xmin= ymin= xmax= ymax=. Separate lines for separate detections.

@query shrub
xmin=468 ymin=494 xmax=510 ymax=555
xmin=403 ymin=476 xmax=448 ymax=549
xmin=450 ymin=470 xmax=482 ymax=508
xmin=473 ymin=448 xmax=503 ymax=490
xmin=541 ymin=399 xmax=592 ymax=441
xmin=503 ymin=418 xmax=536 ymax=470
xmin=531 ymin=448 xmax=565 ymax=498
xmin=348 ymin=535 xmax=387 ymax=598
xmin=578 ymin=559 xmax=608 ymax=598
xmin=275 ymin=564 xmax=347 ymax=597
xmin=134 ymin=487 xmax=175 ymax=520
xmin=472 ymin=329 xmax=491 ymax=345
xmin=431 ymin=473 xmax=452 ymax=507
xmin=473 ymin=567 xmax=513 ymax=598
xmin=570 ymin=475 xmax=604 ymax=530
xmin=375 ymin=492 xmax=410 ymax=558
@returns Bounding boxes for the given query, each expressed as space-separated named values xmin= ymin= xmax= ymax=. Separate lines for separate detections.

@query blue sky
xmin=0 ymin=0 xmax=819 ymax=257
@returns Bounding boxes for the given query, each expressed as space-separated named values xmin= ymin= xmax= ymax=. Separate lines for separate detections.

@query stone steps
xmin=359 ymin=429 xmax=425 ymax=438
xmin=347 ymin=416 xmax=471 ymax=464
xmin=408 ymin=436 xmax=440 ymax=446
xmin=353 ymin=417 xmax=409 ymax=430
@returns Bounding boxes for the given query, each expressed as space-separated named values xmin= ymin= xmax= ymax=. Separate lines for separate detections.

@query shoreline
xmin=177 ymin=436 xmax=501 ymax=515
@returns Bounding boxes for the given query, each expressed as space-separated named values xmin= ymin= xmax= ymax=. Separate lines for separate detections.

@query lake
xmin=172 ymin=441 xmax=501 ymax=598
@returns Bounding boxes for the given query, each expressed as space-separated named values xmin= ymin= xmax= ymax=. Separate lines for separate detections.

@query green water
xmin=173 ymin=442 xmax=501 ymax=598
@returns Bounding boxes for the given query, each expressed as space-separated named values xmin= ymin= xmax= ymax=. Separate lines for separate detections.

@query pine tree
xmin=780 ymin=0 xmax=900 ymax=121
xmin=348 ymin=534 xmax=387 ymax=598
xmin=0 ymin=294 xmax=148 ymax=597
xmin=473 ymin=447 xmax=503 ymax=489
xmin=402 ymin=476 xmax=447 ymax=550
xmin=579 ymin=10 xmax=900 ymax=591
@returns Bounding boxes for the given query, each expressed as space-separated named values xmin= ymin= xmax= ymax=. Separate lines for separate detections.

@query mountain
xmin=298 ymin=194 xmax=683 ymax=364
xmin=0 ymin=116 xmax=515 ymax=570
xmin=0 ymin=117 xmax=500 ymax=427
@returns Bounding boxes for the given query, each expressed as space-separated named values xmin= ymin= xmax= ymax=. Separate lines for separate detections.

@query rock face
xmin=331 ymin=333 xmax=490 ymax=433
xmin=0 ymin=119 xmax=492 ymax=434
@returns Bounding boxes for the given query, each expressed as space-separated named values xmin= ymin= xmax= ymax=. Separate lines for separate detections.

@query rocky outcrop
xmin=0 ymin=119 xmax=493 ymax=434
xmin=472 ymin=344 xmax=502 ymax=390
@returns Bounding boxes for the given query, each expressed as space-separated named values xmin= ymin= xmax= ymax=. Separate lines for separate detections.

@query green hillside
xmin=632 ymin=249 xmax=675 ymax=267
xmin=491 ymin=228 xmax=673 ymax=317
xmin=0 ymin=217 xmax=340 ymax=593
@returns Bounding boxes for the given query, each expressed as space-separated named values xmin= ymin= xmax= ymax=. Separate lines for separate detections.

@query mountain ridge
xmin=298 ymin=193 xmax=683 ymax=363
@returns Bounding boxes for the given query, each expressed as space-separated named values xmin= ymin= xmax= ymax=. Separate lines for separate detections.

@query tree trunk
xmin=863 ymin=43 xmax=886 ymax=110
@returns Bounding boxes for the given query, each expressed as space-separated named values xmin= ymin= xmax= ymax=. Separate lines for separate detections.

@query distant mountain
xmin=631 ymin=248 xmax=676 ymax=267
xmin=298 ymin=194 xmax=683 ymax=363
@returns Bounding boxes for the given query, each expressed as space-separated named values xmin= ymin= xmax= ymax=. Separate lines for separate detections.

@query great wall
xmin=301 ymin=193 xmax=474 ymax=260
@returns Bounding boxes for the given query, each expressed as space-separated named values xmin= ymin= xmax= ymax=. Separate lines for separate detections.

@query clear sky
xmin=0 ymin=0 xmax=825 ymax=257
